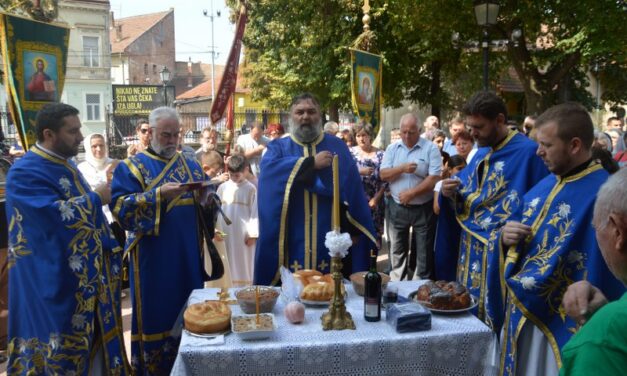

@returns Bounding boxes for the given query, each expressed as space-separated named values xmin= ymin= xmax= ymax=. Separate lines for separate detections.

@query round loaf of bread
xmin=184 ymin=301 xmax=231 ymax=334
xmin=294 ymin=269 xmax=323 ymax=280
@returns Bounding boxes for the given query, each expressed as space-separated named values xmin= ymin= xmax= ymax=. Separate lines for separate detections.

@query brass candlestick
xmin=321 ymin=256 xmax=355 ymax=330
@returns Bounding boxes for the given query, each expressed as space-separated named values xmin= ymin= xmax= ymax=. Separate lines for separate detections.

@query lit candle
xmin=332 ymin=155 xmax=340 ymax=231
xmin=255 ymin=285 xmax=260 ymax=325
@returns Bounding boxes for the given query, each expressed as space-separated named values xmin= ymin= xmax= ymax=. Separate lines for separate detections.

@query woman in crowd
xmin=78 ymin=133 xmax=119 ymax=223
xmin=594 ymin=130 xmax=613 ymax=153
xmin=453 ymin=129 xmax=474 ymax=162
xmin=127 ymin=118 xmax=151 ymax=157
xmin=341 ymin=128 xmax=355 ymax=147
xmin=431 ymin=130 xmax=447 ymax=152
xmin=351 ymin=122 xmax=387 ymax=242
xmin=614 ymin=132 xmax=627 ymax=166
xmin=433 ymin=155 xmax=466 ymax=215
xmin=266 ymin=123 xmax=285 ymax=140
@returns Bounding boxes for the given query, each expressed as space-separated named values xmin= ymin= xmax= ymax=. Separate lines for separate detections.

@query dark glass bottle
xmin=364 ymin=251 xmax=382 ymax=322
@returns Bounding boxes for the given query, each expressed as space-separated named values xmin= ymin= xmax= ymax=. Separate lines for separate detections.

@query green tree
xmin=230 ymin=0 xmax=626 ymax=117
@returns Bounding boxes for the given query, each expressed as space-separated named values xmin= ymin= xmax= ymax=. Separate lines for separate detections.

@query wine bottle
xmin=364 ymin=250 xmax=382 ymax=322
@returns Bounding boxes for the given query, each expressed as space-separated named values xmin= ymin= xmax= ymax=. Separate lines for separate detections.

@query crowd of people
xmin=2 ymin=90 xmax=627 ymax=375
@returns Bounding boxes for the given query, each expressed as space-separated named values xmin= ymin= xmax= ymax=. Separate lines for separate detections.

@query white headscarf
xmin=83 ymin=133 xmax=112 ymax=170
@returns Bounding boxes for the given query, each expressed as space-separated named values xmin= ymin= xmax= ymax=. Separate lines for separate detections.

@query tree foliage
xmin=229 ymin=0 xmax=626 ymax=115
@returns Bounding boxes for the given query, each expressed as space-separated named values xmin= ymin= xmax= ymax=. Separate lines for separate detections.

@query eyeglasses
xmin=139 ymin=128 xmax=150 ymax=134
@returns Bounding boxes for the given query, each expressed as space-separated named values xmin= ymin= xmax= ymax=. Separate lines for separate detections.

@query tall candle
xmin=332 ymin=155 xmax=340 ymax=231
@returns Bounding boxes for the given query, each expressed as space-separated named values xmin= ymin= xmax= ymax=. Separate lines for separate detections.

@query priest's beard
xmin=151 ymin=139 xmax=177 ymax=159
xmin=290 ymin=118 xmax=323 ymax=144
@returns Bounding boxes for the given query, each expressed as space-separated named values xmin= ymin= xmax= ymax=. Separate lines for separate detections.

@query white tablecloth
xmin=171 ymin=281 xmax=497 ymax=376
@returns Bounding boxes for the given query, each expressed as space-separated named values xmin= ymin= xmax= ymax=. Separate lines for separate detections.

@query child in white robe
xmin=216 ymin=154 xmax=259 ymax=287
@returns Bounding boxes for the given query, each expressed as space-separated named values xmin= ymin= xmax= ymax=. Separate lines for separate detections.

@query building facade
xmin=110 ymin=9 xmax=175 ymax=87
xmin=58 ymin=0 xmax=112 ymax=135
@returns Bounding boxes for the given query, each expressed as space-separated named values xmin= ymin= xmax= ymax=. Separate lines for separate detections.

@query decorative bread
xmin=184 ymin=301 xmax=231 ymax=333
xmin=306 ymin=274 xmax=334 ymax=285
xmin=294 ymin=269 xmax=323 ymax=287
xmin=300 ymin=279 xmax=345 ymax=301
xmin=414 ymin=280 xmax=471 ymax=310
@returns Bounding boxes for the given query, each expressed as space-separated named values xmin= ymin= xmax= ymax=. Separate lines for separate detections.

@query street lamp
xmin=160 ymin=65 xmax=171 ymax=106
xmin=203 ymin=1 xmax=221 ymax=106
xmin=474 ymin=1 xmax=500 ymax=90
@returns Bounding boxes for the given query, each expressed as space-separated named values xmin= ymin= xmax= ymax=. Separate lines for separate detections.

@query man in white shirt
xmin=236 ymin=122 xmax=268 ymax=176
xmin=381 ymin=113 xmax=441 ymax=280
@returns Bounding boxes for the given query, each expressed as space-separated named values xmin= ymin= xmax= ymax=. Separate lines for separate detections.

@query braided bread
xmin=184 ymin=301 xmax=231 ymax=333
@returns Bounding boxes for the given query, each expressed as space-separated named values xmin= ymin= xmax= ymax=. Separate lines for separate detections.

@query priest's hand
xmin=562 ymin=280 xmax=608 ymax=326
xmin=160 ymin=182 xmax=188 ymax=201
xmin=94 ymin=183 xmax=112 ymax=205
xmin=314 ymin=151 xmax=333 ymax=169
xmin=501 ymin=221 xmax=532 ymax=246
xmin=440 ymin=178 xmax=461 ymax=198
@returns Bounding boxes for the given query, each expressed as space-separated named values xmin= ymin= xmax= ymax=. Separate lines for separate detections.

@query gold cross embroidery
xmin=318 ymin=259 xmax=329 ymax=272
xmin=290 ymin=260 xmax=303 ymax=272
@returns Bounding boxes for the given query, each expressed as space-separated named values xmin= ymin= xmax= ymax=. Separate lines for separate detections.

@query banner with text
xmin=210 ymin=6 xmax=247 ymax=124
xmin=0 ymin=13 xmax=70 ymax=148
xmin=350 ymin=49 xmax=382 ymax=136
xmin=113 ymin=85 xmax=173 ymax=116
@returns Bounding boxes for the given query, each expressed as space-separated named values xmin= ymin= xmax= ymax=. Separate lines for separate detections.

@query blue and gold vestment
xmin=435 ymin=131 xmax=549 ymax=331
xmin=498 ymin=163 xmax=625 ymax=375
xmin=5 ymin=147 xmax=129 ymax=375
xmin=254 ymin=133 xmax=377 ymax=285
xmin=111 ymin=150 xmax=206 ymax=375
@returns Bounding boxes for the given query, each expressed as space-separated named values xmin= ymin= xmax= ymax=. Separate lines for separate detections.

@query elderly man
xmin=436 ymin=91 xmax=549 ymax=331
xmin=560 ymin=168 xmax=627 ymax=375
xmin=6 ymin=103 xmax=129 ymax=374
xmin=111 ymin=107 xmax=212 ymax=375
xmin=254 ymin=93 xmax=376 ymax=285
xmin=380 ymin=113 xmax=441 ymax=281
xmin=236 ymin=122 xmax=268 ymax=176
xmin=497 ymin=103 xmax=624 ymax=376
xmin=323 ymin=121 xmax=339 ymax=136
xmin=195 ymin=126 xmax=223 ymax=160
xmin=127 ymin=118 xmax=151 ymax=157
xmin=442 ymin=115 xmax=465 ymax=156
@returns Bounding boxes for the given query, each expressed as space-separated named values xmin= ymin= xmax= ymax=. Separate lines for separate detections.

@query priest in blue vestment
xmin=254 ymin=93 xmax=377 ymax=285
xmin=496 ymin=103 xmax=625 ymax=376
xmin=5 ymin=103 xmax=129 ymax=375
xmin=110 ymin=107 xmax=207 ymax=375
xmin=436 ymin=91 xmax=549 ymax=332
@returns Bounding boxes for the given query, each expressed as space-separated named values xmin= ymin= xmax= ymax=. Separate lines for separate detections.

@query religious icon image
xmin=358 ymin=73 xmax=375 ymax=106
xmin=24 ymin=52 xmax=57 ymax=102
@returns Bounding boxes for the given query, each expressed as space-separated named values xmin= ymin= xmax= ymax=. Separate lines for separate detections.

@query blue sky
xmin=109 ymin=0 xmax=236 ymax=65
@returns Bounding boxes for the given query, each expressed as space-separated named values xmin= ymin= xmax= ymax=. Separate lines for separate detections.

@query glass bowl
xmin=235 ymin=286 xmax=280 ymax=314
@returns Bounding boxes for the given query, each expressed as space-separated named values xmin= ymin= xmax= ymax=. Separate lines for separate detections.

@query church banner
xmin=350 ymin=48 xmax=382 ymax=136
xmin=0 ymin=13 xmax=69 ymax=148
xmin=210 ymin=5 xmax=247 ymax=124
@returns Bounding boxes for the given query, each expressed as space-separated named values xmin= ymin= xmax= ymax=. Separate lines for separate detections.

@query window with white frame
xmin=85 ymin=93 xmax=101 ymax=121
xmin=82 ymin=36 xmax=99 ymax=67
